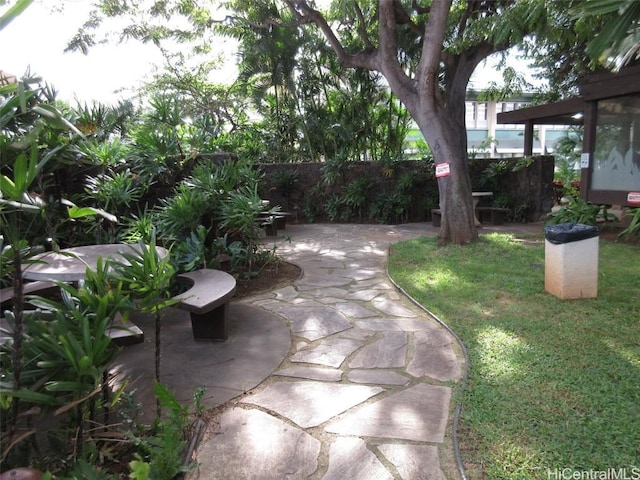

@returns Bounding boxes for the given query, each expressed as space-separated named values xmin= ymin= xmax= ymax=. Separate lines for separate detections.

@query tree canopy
xmin=8 ymin=0 xmax=637 ymax=242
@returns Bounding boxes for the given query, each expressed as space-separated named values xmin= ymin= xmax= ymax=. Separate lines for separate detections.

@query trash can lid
xmin=544 ymin=222 xmax=599 ymax=244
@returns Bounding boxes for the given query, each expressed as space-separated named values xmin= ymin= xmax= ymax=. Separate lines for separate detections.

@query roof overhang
xmin=496 ymin=97 xmax=584 ymax=125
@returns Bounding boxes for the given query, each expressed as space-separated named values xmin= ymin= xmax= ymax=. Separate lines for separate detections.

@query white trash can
xmin=544 ymin=223 xmax=599 ymax=299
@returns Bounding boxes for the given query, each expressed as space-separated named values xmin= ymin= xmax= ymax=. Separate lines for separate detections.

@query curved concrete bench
xmin=173 ymin=269 xmax=237 ymax=342
xmin=0 ymin=281 xmax=59 ymax=308
xmin=1 ymin=281 xmax=144 ymax=346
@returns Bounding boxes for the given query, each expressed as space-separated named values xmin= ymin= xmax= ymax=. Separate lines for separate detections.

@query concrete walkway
xmin=115 ymin=222 xmax=543 ymax=479
xmin=188 ymin=222 xmax=468 ymax=480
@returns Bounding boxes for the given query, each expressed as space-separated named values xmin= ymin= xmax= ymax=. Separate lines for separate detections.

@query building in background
xmin=465 ymin=91 xmax=570 ymax=158
xmin=497 ymin=65 xmax=640 ymax=208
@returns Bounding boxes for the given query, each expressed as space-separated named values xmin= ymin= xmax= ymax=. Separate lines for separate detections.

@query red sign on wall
xmin=628 ymin=192 xmax=640 ymax=205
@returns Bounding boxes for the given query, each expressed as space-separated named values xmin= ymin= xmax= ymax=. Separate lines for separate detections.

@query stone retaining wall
xmin=258 ymin=156 xmax=554 ymax=224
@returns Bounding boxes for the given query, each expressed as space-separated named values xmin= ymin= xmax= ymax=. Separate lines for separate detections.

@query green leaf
xmin=62 ymin=200 xmax=118 ymax=222
xmin=0 ymin=174 xmax=18 ymax=199
xmin=45 ymin=380 xmax=94 ymax=393
xmin=0 ymin=387 xmax=60 ymax=405
xmin=12 ymin=152 xmax=28 ymax=193
xmin=31 ymin=104 xmax=84 ymax=135
xmin=0 ymin=0 xmax=35 ymax=30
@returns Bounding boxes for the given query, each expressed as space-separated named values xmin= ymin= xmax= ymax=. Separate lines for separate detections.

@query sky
xmin=0 ymin=0 xmax=237 ymax=104
xmin=1 ymin=1 xmax=540 ymax=105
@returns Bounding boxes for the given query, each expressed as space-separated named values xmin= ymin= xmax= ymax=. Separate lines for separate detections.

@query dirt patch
xmin=598 ymin=226 xmax=640 ymax=246
xmin=234 ymin=261 xmax=302 ymax=299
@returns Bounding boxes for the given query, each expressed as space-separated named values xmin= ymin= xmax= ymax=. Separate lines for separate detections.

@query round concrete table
xmin=23 ymin=244 xmax=169 ymax=282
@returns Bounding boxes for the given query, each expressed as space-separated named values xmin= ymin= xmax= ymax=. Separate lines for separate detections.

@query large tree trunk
xmin=413 ymin=108 xmax=477 ymax=244
xmin=289 ymin=0 xmax=494 ymax=244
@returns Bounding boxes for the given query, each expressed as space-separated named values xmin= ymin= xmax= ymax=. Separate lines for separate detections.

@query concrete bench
xmin=431 ymin=209 xmax=442 ymax=227
xmin=258 ymin=214 xmax=284 ymax=236
xmin=476 ymin=207 xmax=510 ymax=225
xmin=106 ymin=314 xmax=144 ymax=346
xmin=257 ymin=212 xmax=294 ymax=236
xmin=0 ymin=314 xmax=142 ymax=347
xmin=0 ymin=281 xmax=59 ymax=308
xmin=432 ymin=207 xmax=509 ymax=227
xmin=173 ymin=269 xmax=237 ymax=342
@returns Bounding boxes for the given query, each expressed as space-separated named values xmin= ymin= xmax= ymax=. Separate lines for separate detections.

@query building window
xmin=591 ymin=94 xmax=640 ymax=191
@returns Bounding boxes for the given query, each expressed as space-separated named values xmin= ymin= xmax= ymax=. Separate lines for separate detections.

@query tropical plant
xmin=0 ymin=256 xmax=133 ymax=468
xmin=301 ymin=183 xmax=325 ymax=223
xmin=618 ymin=207 xmax=640 ymax=238
xmin=20 ymin=261 xmax=131 ymax=456
xmin=342 ymin=176 xmax=376 ymax=221
xmin=169 ymin=225 xmax=209 ymax=272
xmin=154 ymin=183 xmax=210 ymax=243
xmin=111 ymin=235 xmax=177 ymax=418
xmin=473 ymin=160 xmax=512 ymax=192
xmin=578 ymin=0 xmax=640 ymax=70
xmin=0 ymin=74 xmax=117 ymax=463
xmin=270 ymin=167 xmax=299 ymax=210
xmin=129 ymin=383 xmax=204 ymax=480
xmin=370 ymin=190 xmax=411 ymax=225
xmin=120 ymin=208 xmax=157 ymax=244
xmin=324 ymin=194 xmax=345 ymax=222
xmin=217 ymin=185 xmax=280 ymax=272
xmin=546 ymin=196 xmax=617 ymax=225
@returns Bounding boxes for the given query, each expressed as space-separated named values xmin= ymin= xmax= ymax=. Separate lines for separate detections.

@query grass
xmin=388 ymin=233 xmax=640 ymax=479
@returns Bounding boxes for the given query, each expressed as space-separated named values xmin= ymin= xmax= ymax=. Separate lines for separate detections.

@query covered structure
xmin=497 ymin=65 xmax=640 ymax=207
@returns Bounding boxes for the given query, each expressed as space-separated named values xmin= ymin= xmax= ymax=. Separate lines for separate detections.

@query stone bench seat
xmin=173 ymin=269 xmax=237 ymax=342
xmin=0 ymin=281 xmax=59 ymax=308
xmin=475 ymin=206 xmax=510 ymax=225
xmin=1 ymin=281 xmax=143 ymax=346
xmin=431 ymin=207 xmax=510 ymax=227
xmin=257 ymin=212 xmax=293 ymax=236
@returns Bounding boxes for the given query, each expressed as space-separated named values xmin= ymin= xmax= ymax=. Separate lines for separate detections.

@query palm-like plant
xmin=578 ymin=0 xmax=640 ymax=69
xmin=111 ymin=235 xmax=177 ymax=419
xmin=0 ymin=73 xmax=119 ymax=463
xmin=0 ymin=0 xmax=34 ymax=30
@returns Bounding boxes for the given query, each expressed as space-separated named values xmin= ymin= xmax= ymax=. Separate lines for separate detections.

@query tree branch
xmin=285 ymin=0 xmax=376 ymax=70
xmin=415 ymin=0 xmax=452 ymax=101
xmin=392 ymin=0 xmax=423 ymax=37
xmin=353 ymin=2 xmax=374 ymax=51
xmin=377 ymin=0 xmax=416 ymax=98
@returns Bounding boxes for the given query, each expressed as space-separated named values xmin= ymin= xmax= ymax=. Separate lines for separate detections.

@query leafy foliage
xmin=545 ymin=196 xmax=617 ymax=225
xmin=618 ymin=207 xmax=640 ymax=238
xmin=578 ymin=0 xmax=640 ymax=70
xmin=129 ymin=383 xmax=202 ymax=480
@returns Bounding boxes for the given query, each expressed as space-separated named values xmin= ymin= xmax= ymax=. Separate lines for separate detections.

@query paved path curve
xmin=190 ymin=223 xmax=466 ymax=480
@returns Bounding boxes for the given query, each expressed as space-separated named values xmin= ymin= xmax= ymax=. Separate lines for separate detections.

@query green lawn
xmin=388 ymin=233 xmax=640 ymax=479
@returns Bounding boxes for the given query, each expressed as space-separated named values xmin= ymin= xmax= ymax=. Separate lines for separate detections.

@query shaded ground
xmin=232 ymin=227 xmax=637 ymax=301
xmin=599 ymin=225 xmax=640 ymax=246
xmin=234 ymin=261 xmax=302 ymax=299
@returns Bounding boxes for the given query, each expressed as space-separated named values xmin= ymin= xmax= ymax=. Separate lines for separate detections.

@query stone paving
xmin=189 ymin=223 xmax=467 ymax=480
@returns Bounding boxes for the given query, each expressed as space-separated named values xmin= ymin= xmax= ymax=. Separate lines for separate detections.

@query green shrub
xmin=370 ymin=191 xmax=411 ymax=224
xmin=618 ymin=207 xmax=640 ymax=238
xmin=545 ymin=196 xmax=616 ymax=225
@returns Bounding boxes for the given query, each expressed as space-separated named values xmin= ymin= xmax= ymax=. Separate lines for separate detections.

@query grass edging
xmin=386 ymin=254 xmax=471 ymax=480
xmin=387 ymin=233 xmax=640 ymax=479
